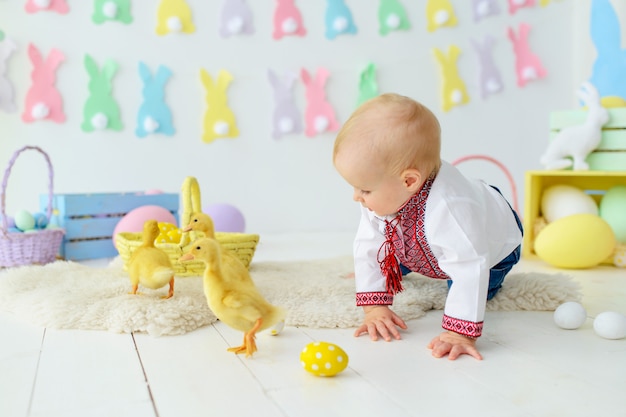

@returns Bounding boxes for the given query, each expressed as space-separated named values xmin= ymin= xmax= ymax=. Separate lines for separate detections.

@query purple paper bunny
xmin=472 ymin=35 xmax=504 ymax=99
xmin=268 ymin=69 xmax=302 ymax=139
xmin=219 ymin=0 xmax=254 ymax=38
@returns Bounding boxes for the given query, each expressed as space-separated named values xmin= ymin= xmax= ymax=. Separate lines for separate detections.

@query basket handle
xmin=1 ymin=146 xmax=55 ymax=233
xmin=178 ymin=176 xmax=202 ymax=247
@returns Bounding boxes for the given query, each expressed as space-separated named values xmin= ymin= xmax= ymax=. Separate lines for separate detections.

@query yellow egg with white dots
xmin=300 ymin=341 xmax=348 ymax=377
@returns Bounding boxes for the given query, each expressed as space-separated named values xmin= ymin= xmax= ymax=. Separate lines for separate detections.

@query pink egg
xmin=112 ymin=205 xmax=177 ymax=248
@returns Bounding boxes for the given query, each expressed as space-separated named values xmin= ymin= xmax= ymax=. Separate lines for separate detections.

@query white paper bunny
xmin=0 ymin=37 xmax=17 ymax=113
xmin=540 ymin=82 xmax=609 ymax=171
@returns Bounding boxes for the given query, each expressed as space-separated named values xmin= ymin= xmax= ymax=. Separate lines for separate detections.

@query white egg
xmin=541 ymin=185 xmax=598 ymax=223
xmin=269 ymin=320 xmax=284 ymax=336
xmin=593 ymin=311 xmax=626 ymax=340
xmin=553 ymin=301 xmax=587 ymax=330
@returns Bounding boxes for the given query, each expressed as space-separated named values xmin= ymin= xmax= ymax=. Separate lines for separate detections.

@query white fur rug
xmin=0 ymin=257 xmax=581 ymax=336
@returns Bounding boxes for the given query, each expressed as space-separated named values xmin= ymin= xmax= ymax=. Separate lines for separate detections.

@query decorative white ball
xmin=385 ymin=13 xmax=400 ymax=29
xmin=31 ymin=102 xmax=50 ymax=120
xmin=91 ymin=113 xmax=109 ymax=130
xmin=227 ymin=16 xmax=244 ymax=34
xmin=553 ymin=301 xmax=587 ymax=330
xmin=593 ymin=311 xmax=626 ymax=340
xmin=143 ymin=116 xmax=160 ymax=133
xmin=102 ymin=1 xmax=118 ymax=18
xmin=213 ymin=121 xmax=230 ymax=136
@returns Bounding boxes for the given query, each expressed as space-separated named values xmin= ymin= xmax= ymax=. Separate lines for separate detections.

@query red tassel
xmin=378 ymin=219 xmax=404 ymax=295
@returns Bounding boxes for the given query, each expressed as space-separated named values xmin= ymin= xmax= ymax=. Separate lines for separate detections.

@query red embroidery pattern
xmin=391 ymin=173 xmax=450 ymax=280
xmin=377 ymin=217 xmax=404 ymax=294
xmin=356 ymin=292 xmax=394 ymax=306
xmin=442 ymin=314 xmax=483 ymax=338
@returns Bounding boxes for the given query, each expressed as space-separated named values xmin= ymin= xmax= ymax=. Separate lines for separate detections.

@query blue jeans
xmin=401 ymin=203 xmax=523 ymax=300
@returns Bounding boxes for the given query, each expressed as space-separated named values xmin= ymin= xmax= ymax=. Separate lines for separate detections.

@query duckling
xmin=183 ymin=212 xmax=253 ymax=284
xmin=127 ymin=219 xmax=175 ymax=299
xmin=183 ymin=211 xmax=215 ymax=238
xmin=179 ymin=238 xmax=285 ymax=357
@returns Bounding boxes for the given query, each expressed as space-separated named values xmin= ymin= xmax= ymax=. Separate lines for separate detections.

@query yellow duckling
xmin=182 ymin=211 xmax=215 ymax=239
xmin=179 ymin=238 xmax=285 ymax=357
xmin=127 ymin=220 xmax=175 ymax=299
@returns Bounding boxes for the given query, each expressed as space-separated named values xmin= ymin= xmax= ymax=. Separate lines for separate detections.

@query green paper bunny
xmin=92 ymin=0 xmax=133 ymax=24
xmin=81 ymin=54 xmax=123 ymax=132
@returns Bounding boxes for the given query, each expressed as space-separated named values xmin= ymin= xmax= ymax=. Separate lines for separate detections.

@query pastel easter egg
xmin=534 ymin=213 xmax=616 ymax=269
xmin=32 ymin=212 xmax=49 ymax=229
xmin=269 ymin=320 xmax=285 ymax=336
xmin=166 ymin=228 xmax=182 ymax=243
xmin=541 ymin=185 xmax=598 ymax=223
xmin=204 ymin=204 xmax=245 ymax=233
xmin=14 ymin=210 xmax=35 ymax=231
xmin=112 ymin=205 xmax=177 ymax=248
xmin=599 ymin=185 xmax=626 ymax=244
xmin=300 ymin=341 xmax=348 ymax=377
xmin=593 ymin=311 xmax=626 ymax=340
xmin=0 ymin=214 xmax=15 ymax=229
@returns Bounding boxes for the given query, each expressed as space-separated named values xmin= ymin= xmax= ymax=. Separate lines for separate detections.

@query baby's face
xmin=335 ymin=149 xmax=414 ymax=217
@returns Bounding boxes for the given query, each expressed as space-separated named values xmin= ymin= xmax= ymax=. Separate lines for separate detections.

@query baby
xmin=333 ymin=93 xmax=523 ymax=360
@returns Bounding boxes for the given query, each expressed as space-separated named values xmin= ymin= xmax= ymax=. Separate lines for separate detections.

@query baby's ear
xmin=402 ymin=169 xmax=421 ymax=191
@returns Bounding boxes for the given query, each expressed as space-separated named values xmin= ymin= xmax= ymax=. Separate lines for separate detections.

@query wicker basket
xmin=115 ymin=176 xmax=259 ymax=276
xmin=1 ymin=146 xmax=65 ymax=268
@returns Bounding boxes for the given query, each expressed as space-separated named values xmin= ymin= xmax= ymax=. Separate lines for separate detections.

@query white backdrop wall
xmin=0 ymin=1 xmax=621 ymax=234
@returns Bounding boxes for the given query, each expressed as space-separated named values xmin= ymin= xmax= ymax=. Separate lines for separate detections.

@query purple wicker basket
xmin=0 ymin=146 xmax=64 ymax=268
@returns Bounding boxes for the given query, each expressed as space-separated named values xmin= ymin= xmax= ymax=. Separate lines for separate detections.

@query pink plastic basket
xmin=0 ymin=146 xmax=64 ymax=268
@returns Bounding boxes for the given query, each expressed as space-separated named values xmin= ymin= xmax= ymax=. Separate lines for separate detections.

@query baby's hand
xmin=354 ymin=305 xmax=407 ymax=342
xmin=427 ymin=331 xmax=483 ymax=360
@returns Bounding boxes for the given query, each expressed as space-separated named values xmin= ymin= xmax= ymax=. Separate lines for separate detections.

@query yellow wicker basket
xmin=115 ymin=176 xmax=259 ymax=276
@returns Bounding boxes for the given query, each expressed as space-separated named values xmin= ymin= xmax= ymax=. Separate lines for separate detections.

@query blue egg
xmin=32 ymin=212 xmax=49 ymax=229
xmin=7 ymin=227 xmax=22 ymax=233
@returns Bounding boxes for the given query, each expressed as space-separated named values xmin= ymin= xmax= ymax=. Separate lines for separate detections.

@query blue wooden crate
xmin=40 ymin=192 xmax=179 ymax=261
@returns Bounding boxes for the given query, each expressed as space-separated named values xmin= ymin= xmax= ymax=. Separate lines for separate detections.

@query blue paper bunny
xmin=324 ymin=0 xmax=357 ymax=40
xmin=589 ymin=0 xmax=626 ymax=100
xmin=136 ymin=62 xmax=175 ymax=138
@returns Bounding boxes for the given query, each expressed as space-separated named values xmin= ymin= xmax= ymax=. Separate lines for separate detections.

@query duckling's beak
xmin=182 ymin=225 xmax=192 ymax=232
xmin=179 ymin=253 xmax=195 ymax=262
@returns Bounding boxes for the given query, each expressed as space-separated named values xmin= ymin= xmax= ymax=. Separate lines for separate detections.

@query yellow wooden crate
xmin=522 ymin=170 xmax=626 ymax=258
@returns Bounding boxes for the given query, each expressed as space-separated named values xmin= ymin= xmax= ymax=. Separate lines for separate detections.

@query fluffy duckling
xmin=179 ymin=238 xmax=285 ymax=357
xmin=127 ymin=219 xmax=175 ymax=299
xmin=183 ymin=212 xmax=215 ymax=239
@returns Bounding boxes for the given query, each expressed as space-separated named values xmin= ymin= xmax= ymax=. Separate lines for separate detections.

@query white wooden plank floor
xmin=1 ymin=232 xmax=625 ymax=417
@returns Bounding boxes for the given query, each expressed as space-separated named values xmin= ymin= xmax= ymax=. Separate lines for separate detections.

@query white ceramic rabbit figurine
xmin=540 ymin=82 xmax=609 ymax=171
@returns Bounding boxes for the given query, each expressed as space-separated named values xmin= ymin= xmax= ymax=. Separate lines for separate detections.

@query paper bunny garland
xmin=219 ymin=0 xmax=254 ymax=38
xmin=82 ymin=54 xmax=123 ymax=132
xmin=136 ymin=62 xmax=175 ymax=137
xmin=433 ymin=45 xmax=470 ymax=112
xmin=589 ymin=0 xmax=626 ymax=101
xmin=268 ymin=69 xmax=302 ymax=140
xmin=22 ymin=44 xmax=65 ymax=123
xmin=0 ymin=37 xmax=17 ymax=113
xmin=25 ymin=0 xmax=69 ymax=14
xmin=324 ymin=0 xmax=357 ymax=40
xmin=507 ymin=23 xmax=547 ymax=87
xmin=301 ymin=67 xmax=340 ymax=137
xmin=273 ymin=0 xmax=306 ymax=40
xmin=378 ymin=0 xmax=411 ymax=36
xmin=92 ymin=0 xmax=133 ymax=24
xmin=200 ymin=69 xmax=240 ymax=143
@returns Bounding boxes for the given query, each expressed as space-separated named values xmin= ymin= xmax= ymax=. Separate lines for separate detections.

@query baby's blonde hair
xmin=333 ymin=93 xmax=441 ymax=176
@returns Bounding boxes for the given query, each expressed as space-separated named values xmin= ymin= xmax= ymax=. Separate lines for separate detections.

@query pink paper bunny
xmin=507 ymin=0 xmax=535 ymax=15
xmin=301 ymin=67 xmax=340 ymax=138
xmin=22 ymin=44 xmax=65 ymax=123
xmin=24 ymin=0 xmax=69 ymax=14
xmin=273 ymin=0 xmax=306 ymax=40
xmin=507 ymin=23 xmax=546 ymax=87
xmin=0 ymin=38 xmax=17 ymax=113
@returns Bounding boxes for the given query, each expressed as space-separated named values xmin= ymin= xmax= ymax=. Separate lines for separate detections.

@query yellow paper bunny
xmin=200 ymin=69 xmax=239 ymax=143
xmin=155 ymin=0 xmax=195 ymax=35
xmin=433 ymin=45 xmax=470 ymax=112
xmin=426 ymin=0 xmax=458 ymax=32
